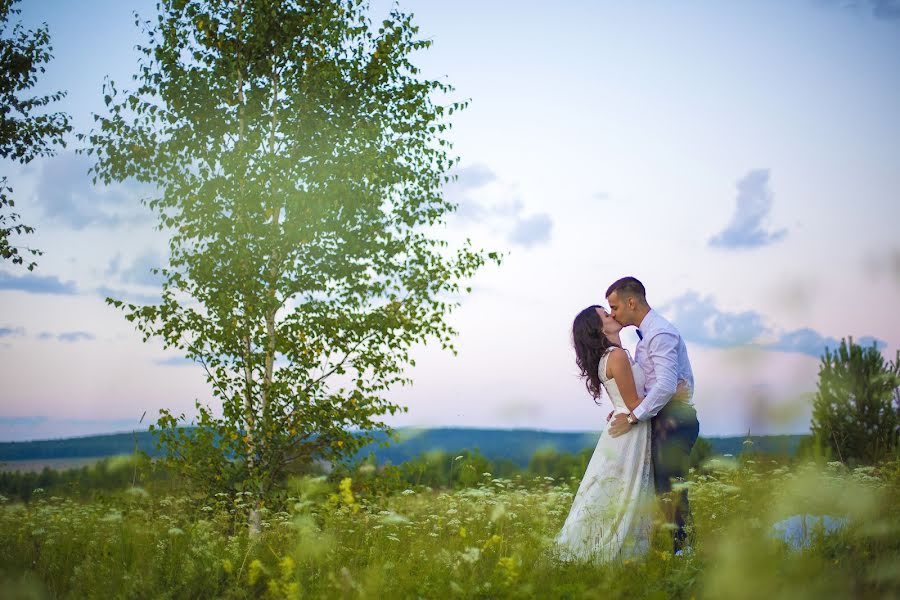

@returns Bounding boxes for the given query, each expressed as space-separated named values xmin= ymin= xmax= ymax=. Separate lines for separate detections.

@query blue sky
xmin=1 ymin=0 xmax=898 ymax=441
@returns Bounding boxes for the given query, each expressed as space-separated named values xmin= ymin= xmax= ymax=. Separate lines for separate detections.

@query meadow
xmin=1 ymin=451 xmax=898 ymax=599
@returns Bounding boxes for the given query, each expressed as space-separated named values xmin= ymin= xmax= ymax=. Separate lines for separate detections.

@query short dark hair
xmin=606 ymin=276 xmax=646 ymax=301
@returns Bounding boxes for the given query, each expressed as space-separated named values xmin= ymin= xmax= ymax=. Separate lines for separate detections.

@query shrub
xmin=810 ymin=337 xmax=900 ymax=465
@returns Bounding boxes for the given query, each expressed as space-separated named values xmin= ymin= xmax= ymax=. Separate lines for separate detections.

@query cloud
xmin=0 ymin=326 xmax=25 ymax=338
xmin=445 ymin=163 xmax=500 ymax=221
xmin=820 ymin=0 xmax=900 ymax=21
xmin=37 ymin=331 xmax=96 ymax=343
xmin=155 ymin=356 xmax=196 ymax=367
xmin=0 ymin=271 xmax=78 ymax=295
xmin=765 ymin=328 xmax=883 ymax=357
xmin=107 ymin=250 xmax=167 ymax=287
xmin=58 ymin=331 xmax=95 ymax=343
xmin=871 ymin=0 xmax=900 ymax=20
xmin=661 ymin=291 xmax=885 ymax=358
xmin=508 ymin=214 xmax=553 ymax=248
xmin=662 ymin=291 xmax=768 ymax=347
xmin=445 ymin=163 xmax=553 ymax=248
xmin=708 ymin=169 xmax=787 ymax=249
xmin=105 ymin=253 xmax=123 ymax=278
xmin=451 ymin=164 xmax=497 ymax=191
xmin=96 ymin=285 xmax=161 ymax=306
xmin=34 ymin=152 xmax=154 ymax=230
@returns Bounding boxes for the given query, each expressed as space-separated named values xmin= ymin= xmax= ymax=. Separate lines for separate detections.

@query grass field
xmin=1 ymin=455 xmax=898 ymax=599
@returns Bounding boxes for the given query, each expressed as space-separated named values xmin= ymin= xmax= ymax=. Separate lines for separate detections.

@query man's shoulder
xmin=646 ymin=310 xmax=682 ymax=339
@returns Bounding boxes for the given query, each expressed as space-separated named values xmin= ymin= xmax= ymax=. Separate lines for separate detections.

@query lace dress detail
xmin=552 ymin=348 xmax=655 ymax=564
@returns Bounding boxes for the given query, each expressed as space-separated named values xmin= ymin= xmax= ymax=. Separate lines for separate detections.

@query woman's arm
xmin=606 ymin=348 xmax=642 ymax=412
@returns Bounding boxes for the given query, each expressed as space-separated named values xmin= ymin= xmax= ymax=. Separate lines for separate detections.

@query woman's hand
xmin=608 ymin=413 xmax=632 ymax=437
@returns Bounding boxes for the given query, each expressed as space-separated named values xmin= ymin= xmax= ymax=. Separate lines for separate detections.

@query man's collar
xmin=638 ymin=308 xmax=656 ymax=332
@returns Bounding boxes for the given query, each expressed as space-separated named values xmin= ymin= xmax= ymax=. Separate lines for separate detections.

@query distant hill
xmin=0 ymin=427 xmax=810 ymax=469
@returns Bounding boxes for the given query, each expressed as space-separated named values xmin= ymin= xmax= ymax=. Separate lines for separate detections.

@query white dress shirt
xmin=632 ymin=308 xmax=694 ymax=421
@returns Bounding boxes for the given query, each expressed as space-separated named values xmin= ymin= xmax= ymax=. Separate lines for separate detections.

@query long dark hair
xmin=572 ymin=305 xmax=620 ymax=404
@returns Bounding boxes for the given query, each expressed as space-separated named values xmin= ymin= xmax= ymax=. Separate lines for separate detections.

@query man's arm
xmin=631 ymin=332 xmax=679 ymax=421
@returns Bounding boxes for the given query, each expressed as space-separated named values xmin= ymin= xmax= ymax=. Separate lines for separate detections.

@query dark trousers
xmin=651 ymin=401 xmax=699 ymax=551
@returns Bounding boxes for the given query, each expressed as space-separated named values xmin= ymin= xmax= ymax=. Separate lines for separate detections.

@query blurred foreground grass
xmin=1 ymin=456 xmax=898 ymax=599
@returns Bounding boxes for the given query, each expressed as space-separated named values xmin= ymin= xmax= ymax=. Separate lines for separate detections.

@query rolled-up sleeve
xmin=632 ymin=332 xmax=679 ymax=421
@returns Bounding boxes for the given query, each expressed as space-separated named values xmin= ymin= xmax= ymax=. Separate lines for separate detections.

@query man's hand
xmin=608 ymin=413 xmax=632 ymax=437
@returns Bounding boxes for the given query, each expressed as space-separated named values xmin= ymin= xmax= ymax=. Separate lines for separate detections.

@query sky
xmin=1 ymin=0 xmax=899 ymax=442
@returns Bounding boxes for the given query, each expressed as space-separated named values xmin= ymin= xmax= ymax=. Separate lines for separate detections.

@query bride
xmin=553 ymin=305 xmax=655 ymax=563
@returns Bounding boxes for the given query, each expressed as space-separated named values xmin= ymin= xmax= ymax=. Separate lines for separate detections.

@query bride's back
xmin=598 ymin=348 xmax=645 ymax=415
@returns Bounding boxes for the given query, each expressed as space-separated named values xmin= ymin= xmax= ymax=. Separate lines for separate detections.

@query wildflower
xmin=125 ymin=486 xmax=149 ymax=499
xmin=248 ymin=559 xmax=265 ymax=586
xmin=279 ymin=556 xmax=295 ymax=578
xmin=222 ymin=559 xmax=234 ymax=574
xmin=497 ymin=556 xmax=520 ymax=586
xmin=378 ymin=511 xmax=411 ymax=525
xmin=338 ymin=478 xmax=359 ymax=513
xmin=168 ymin=527 xmax=185 ymax=536
xmin=101 ymin=510 xmax=123 ymax=523
xmin=460 ymin=546 xmax=481 ymax=563
xmin=459 ymin=526 xmax=467 ymax=539
xmin=482 ymin=534 xmax=502 ymax=551
xmin=490 ymin=503 xmax=507 ymax=522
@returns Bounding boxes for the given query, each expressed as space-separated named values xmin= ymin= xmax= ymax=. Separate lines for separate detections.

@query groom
xmin=605 ymin=276 xmax=699 ymax=554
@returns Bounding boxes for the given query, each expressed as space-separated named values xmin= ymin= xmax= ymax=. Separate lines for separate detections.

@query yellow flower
xmin=497 ymin=556 xmax=520 ymax=586
xmin=482 ymin=534 xmax=502 ymax=551
xmin=459 ymin=526 xmax=467 ymax=539
xmin=222 ymin=558 xmax=233 ymax=574
xmin=339 ymin=477 xmax=356 ymax=505
xmin=248 ymin=559 xmax=265 ymax=586
xmin=279 ymin=556 xmax=295 ymax=579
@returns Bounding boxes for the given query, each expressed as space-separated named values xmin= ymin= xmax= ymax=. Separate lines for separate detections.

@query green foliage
xmin=81 ymin=0 xmax=498 ymax=502
xmin=0 ymin=0 xmax=71 ymax=270
xmin=811 ymin=337 xmax=900 ymax=465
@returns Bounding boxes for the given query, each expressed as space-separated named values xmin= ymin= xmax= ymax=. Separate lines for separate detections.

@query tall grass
xmin=1 ymin=456 xmax=898 ymax=598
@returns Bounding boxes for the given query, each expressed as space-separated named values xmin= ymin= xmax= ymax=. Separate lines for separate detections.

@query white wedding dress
xmin=553 ymin=348 xmax=654 ymax=564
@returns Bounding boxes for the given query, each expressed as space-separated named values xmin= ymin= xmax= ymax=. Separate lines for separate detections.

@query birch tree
xmin=82 ymin=0 xmax=496 ymax=516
